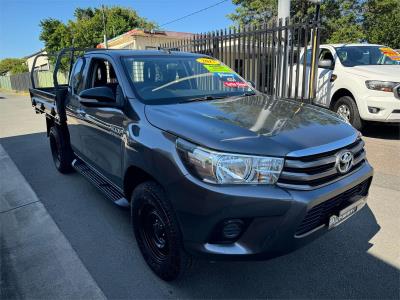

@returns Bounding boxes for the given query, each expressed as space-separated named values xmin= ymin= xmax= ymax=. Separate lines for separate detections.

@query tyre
xmin=333 ymin=96 xmax=363 ymax=130
xmin=49 ymin=126 xmax=74 ymax=174
xmin=131 ymin=181 xmax=191 ymax=281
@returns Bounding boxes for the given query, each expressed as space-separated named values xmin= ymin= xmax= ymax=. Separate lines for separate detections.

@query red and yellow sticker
xmin=380 ymin=47 xmax=400 ymax=61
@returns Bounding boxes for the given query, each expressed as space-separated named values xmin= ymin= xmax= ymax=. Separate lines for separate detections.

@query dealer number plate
xmin=328 ymin=198 xmax=366 ymax=229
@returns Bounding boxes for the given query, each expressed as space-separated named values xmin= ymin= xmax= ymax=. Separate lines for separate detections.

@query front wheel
xmin=333 ymin=96 xmax=363 ymax=130
xmin=49 ymin=126 xmax=74 ymax=174
xmin=131 ymin=181 xmax=191 ymax=281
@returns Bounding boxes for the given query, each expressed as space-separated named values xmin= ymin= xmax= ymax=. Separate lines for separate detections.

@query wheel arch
xmin=123 ymin=165 xmax=161 ymax=201
xmin=45 ymin=117 xmax=71 ymax=141
xmin=330 ymin=88 xmax=356 ymax=110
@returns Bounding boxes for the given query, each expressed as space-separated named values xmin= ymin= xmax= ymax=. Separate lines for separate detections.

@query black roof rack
xmin=30 ymin=47 xmax=114 ymax=89
xmin=31 ymin=47 xmax=189 ymax=89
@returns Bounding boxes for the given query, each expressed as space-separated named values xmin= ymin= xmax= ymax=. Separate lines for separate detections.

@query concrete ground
xmin=1 ymin=91 xmax=399 ymax=299
xmin=0 ymin=144 xmax=106 ymax=299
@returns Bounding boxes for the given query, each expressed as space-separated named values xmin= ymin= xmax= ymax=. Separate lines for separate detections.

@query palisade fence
xmin=160 ymin=18 xmax=321 ymax=102
xmin=0 ymin=71 xmax=68 ymax=92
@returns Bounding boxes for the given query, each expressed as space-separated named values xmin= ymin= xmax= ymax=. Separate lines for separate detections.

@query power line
xmin=160 ymin=0 xmax=229 ymax=27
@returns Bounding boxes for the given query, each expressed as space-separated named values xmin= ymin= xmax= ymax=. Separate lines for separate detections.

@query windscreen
xmin=122 ymin=55 xmax=255 ymax=103
xmin=335 ymin=46 xmax=400 ymax=67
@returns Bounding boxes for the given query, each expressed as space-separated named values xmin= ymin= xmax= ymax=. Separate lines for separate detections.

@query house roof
xmin=24 ymin=49 xmax=47 ymax=59
xmin=97 ymin=29 xmax=193 ymax=48
xmin=86 ymin=49 xmax=203 ymax=57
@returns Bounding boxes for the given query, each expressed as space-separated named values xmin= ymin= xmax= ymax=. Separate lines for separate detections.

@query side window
xmin=88 ymin=58 xmax=119 ymax=96
xmin=71 ymin=57 xmax=85 ymax=94
xmin=319 ymin=49 xmax=334 ymax=61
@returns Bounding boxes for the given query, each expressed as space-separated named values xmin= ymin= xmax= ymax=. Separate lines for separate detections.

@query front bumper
xmin=166 ymin=162 xmax=373 ymax=260
xmin=359 ymin=95 xmax=400 ymax=122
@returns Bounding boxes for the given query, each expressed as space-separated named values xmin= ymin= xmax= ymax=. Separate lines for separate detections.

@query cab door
xmin=314 ymin=48 xmax=335 ymax=107
xmin=77 ymin=55 xmax=127 ymax=186
xmin=66 ymin=56 xmax=87 ymax=157
xmin=291 ymin=48 xmax=335 ymax=106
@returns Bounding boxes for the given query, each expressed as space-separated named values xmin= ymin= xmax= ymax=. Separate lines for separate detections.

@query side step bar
xmin=72 ymin=158 xmax=129 ymax=208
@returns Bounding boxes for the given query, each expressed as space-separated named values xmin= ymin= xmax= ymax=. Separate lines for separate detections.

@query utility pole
xmin=101 ymin=5 xmax=108 ymax=49
xmin=277 ymin=0 xmax=290 ymax=97
xmin=276 ymin=0 xmax=321 ymax=100
xmin=277 ymin=0 xmax=290 ymax=21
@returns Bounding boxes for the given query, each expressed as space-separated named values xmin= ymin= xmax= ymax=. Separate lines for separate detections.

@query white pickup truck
xmin=295 ymin=44 xmax=400 ymax=129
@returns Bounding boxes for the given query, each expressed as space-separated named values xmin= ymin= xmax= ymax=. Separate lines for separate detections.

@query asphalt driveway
xmin=1 ymin=91 xmax=399 ymax=299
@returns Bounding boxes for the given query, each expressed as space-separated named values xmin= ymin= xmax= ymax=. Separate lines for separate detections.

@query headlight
xmin=176 ymin=139 xmax=284 ymax=184
xmin=365 ymin=80 xmax=400 ymax=92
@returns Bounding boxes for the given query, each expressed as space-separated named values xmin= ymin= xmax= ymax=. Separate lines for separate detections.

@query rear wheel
xmin=49 ymin=126 xmax=74 ymax=174
xmin=333 ymin=96 xmax=363 ymax=130
xmin=131 ymin=181 xmax=191 ymax=281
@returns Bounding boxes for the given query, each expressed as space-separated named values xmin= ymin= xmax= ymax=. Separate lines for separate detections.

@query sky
xmin=0 ymin=0 xmax=236 ymax=59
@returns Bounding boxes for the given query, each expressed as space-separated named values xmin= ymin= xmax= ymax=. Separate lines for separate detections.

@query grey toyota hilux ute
xmin=29 ymin=49 xmax=373 ymax=281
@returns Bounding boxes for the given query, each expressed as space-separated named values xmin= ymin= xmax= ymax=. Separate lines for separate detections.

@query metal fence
xmin=160 ymin=18 xmax=320 ymax=102
xmin=0 ymin=71 xmax=68 ymax=92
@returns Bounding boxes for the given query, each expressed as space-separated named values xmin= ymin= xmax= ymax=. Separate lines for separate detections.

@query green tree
xmin=40 ymin=19 xmax=72 ymax=52
xmin=228 ymin=0 xmax=365 ymax=44
xmin=325 ymin=0 xmax=365 ymax=43
xmin=228 ymin=0 xmax=277 ymax=25
xmin=0 ymin=58 xmax=28 ymax=75
xmin=363 ymin=0 xmax=400 ymax=49
xmin=39 ymin=6 xmax=158 ymax=54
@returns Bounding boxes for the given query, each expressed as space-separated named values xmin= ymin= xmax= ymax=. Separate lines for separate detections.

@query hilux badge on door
xmin=336 ymin=150 xmax=354 ymax=174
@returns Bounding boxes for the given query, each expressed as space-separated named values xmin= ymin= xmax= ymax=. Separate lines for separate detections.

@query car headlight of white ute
xmin=365 ymin=80 xmax=400 ymax=93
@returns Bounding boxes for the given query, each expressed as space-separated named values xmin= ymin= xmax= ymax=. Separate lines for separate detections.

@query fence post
xmin=281 ymin=17 xmax=289 ymax=98
xmin=308 ymin=4 xmax=321 ymax=102
xmin=301 ymin=23 xmax=309 ymax=101
xmin=157 ymin=16 xmax=320 ymax=103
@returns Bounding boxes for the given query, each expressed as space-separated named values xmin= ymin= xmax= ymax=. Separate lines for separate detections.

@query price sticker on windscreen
xmin=203 ymin=64 xmax=233 ymax=73
xmin=380 ymin=47 xmax=400 ymax=61
xmin=196 ymin=57 xmax=221 ymax=65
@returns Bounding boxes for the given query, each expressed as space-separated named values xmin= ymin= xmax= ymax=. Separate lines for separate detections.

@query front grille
xmin=277 ymin=138 xmax=366 ymax=190
xmin=295 ymin=178 xmax=371 ymax=236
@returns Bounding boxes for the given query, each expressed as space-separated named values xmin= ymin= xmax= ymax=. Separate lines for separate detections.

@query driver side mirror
xmin=79 ymin=86 xmax=116 ymax=107
xmin=247 ymin=80 xmax=256 ymax=88
xmin=318 ymin=59 xmax=334 ymax=70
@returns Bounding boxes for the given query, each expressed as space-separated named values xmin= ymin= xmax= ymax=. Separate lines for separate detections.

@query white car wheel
xmin=337 ymin=104 xmax=351 ymax=122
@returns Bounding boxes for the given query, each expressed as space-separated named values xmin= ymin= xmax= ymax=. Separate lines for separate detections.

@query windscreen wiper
xmin=184 ymin=95 xmax=229 ymax=103
xmin=239 ymin=92 xmax=257 ymax=97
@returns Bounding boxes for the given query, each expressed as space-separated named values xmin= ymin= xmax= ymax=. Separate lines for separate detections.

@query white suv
xmin=295 ymin=44 xmax=400 ymax=130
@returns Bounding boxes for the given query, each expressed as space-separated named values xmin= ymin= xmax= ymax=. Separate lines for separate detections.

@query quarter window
xmin=71 ymin=57 xmax=85 ymax=94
